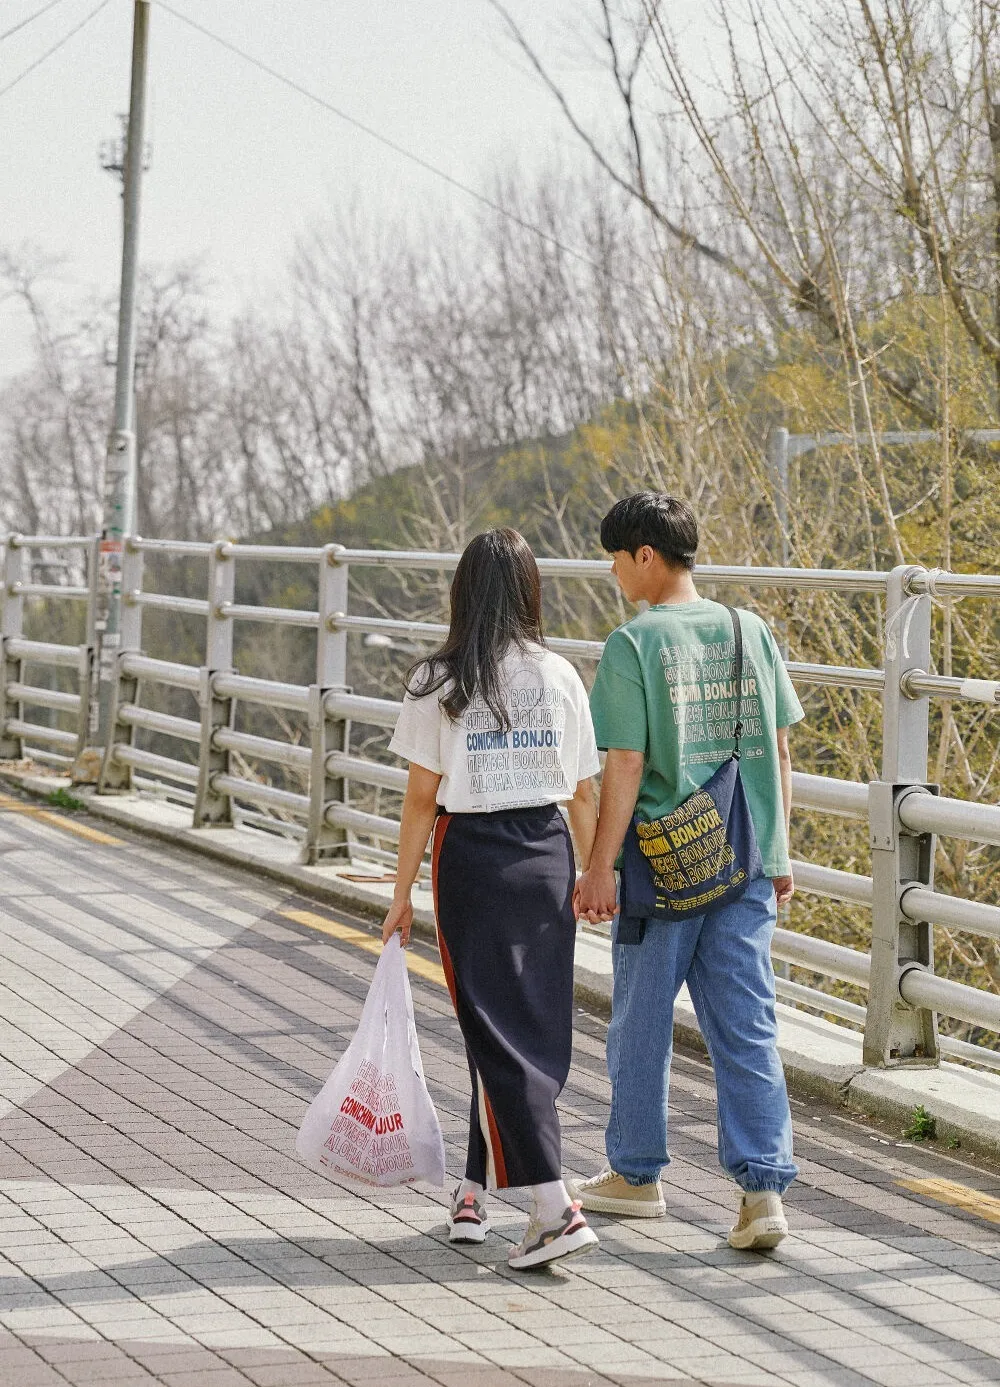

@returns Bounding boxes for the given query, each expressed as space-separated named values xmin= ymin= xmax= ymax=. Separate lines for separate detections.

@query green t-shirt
xmin=590 ymin=598 xmax=804 ymax=877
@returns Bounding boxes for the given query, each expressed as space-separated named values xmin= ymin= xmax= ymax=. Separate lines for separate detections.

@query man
xmin=571 ymin=492 xmax=802 ymax=1250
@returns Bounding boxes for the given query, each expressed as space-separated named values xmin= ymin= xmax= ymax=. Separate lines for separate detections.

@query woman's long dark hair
xmin=406 ymin=528 xmax=543 ymax=733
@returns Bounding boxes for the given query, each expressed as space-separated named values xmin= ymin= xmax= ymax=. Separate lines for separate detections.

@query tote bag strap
xmin=722 ymin=605 xmax=744 ymax=758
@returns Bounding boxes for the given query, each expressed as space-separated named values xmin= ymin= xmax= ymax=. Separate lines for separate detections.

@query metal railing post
xmin=193 ymin=542 xmax=235 ymax=827
xmin=70 ymin=536 xmax=102 ymax=780
xmin=302 ymin=543 xmax=351 ymax=864
xmin=864 ymin=564 xmax=939 ymax=1066
xmin=0 ymin=538 xmax=25 ymax=760
xmin=98 ymin=538 xmax=144 ymax=794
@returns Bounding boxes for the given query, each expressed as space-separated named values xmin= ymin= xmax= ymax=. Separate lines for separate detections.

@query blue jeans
xmin=605 ymin=876 xmax=798 ymax=1194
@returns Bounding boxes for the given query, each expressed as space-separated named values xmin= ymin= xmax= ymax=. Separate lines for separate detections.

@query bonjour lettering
xmin=322 ymin=1058 xmax=416 ymax=1182
xmin=660 ymin=641 xmax=765 ymax=742
xmin=637 ymin=790 xmax=736 ymax=891
xmin=465 ymin=686 xmax=568 ymax=796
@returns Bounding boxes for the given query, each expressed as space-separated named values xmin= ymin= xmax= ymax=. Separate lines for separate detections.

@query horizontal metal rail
xmin=940 ymin=1034 xmax=1000 ymax=1072
xmin=131 ymin=591 xmax=210 ymax=617
xmin=772 ymin=927 xmax=871 ymax=987
xmin=792 ymin=860 xmax=873 ymax=906
xmin=10 ymin=583 xmax=89 ymax=601
xmin=218 ymin=542 xmax=326 ymax=564
xmin=791 ymin=772 xmax=869 ymax=818
xmin=8 ymin=719 xmax=78 ymax=750
xmin=902 ymin=671 xmax=1000 ymax=703
xmin=790 ymin=428 xmax=1000 ymax=458
xmin=325 ymin=803 xmax=402 ymax=842
xmin=547 ymin=636 xmax=606 ymax=658
xmin=117 ymin=704 xmax=201 ymax=744
xmin=899 ymin=966 xmax=1000 ymax=1032
xmin=213 ymin=726 xmax=311 ymax=771
xmin=786 ymin=661 xmax=884 ymax=691
xmin=775 ymin=977 xmax=866 ymax=1026
xmin=339 ymin=549 xmax=892 ymax=591
xmin=218 ymin=602 xmax=319 ymax=629
xmin=907 ymin=570 xmax=1000 ymax=599
xmin=342 ymin=841 xmax=414 ymax=869
xmin=326 ymin=751 xmax=407 ymax=792
xmin=6 ymin=683 xmax=80 ymax=714
xmin=325 ymin=691 xmax=401 ymax=726
xmin=133 ymin=773 xmax=196 ymax=804
xmin=29 ymin=748 xmax=72 ymax=768
xmin=238 ymin=808 xmax=305 ymax=837
xmin=337 ymin=613 xmax=608 ymax=660
xmin=900 ymin=886 xmax=1000 ymax=941
xmin=898 ymin=788 xmax=1000 ymax=848
xmin=334 ymin=614 xmax=447 ymax=641
xmin=113 ymin=745 xmax=199 ymax=784
xmin=6 ymin=638 xmax=83 ymax=669
xmin=212 ymin=672 xmax=310 ymax=713
xmin=120 ymin=653 xmax=201 ymax=692
xmin=335 ymin=617 xmax=888 ymax=673
xmin=131 ymin=537 xmax=213 ymax=556
xmin=210 ymin=774 xmax=310 ymax=817
xmin=5 ymin=534 xmax=94 ymax=549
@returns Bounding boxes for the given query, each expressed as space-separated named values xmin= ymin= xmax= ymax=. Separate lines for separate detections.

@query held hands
xmin=573 ymin=865 xmax=618 ymax=925
xmin=773 ymin=873 xmax=794 ymax=908
xmin=382 ymin=897 xmax=413 ymax=948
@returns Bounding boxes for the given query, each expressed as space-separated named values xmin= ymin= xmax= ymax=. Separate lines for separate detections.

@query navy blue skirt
xmin=431 ymin=803 xmax=576 ymax=1189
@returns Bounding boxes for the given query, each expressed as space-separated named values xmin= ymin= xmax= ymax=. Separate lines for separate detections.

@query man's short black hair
xmin=600 ymin=492 xmax=698 ymax=570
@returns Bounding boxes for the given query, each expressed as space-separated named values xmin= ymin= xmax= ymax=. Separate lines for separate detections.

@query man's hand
xmin=573 ymin=865 xmax=618 ymax=924
xmin=382 ymin=898 xmax=413 ymax=947
xmin=773 ymin=874 xmax=794 ymax=908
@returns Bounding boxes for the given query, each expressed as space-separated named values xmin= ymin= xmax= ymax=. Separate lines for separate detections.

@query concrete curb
xmin=4 ymin=764 xmax=1000 ymax=1164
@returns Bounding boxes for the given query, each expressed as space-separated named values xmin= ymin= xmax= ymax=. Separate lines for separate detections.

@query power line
xmin=0 ymin=0 xmax=110 ymax=98
xmin=1 ymin=0 xmax=68 ymax=44
xmin=153 ymin=0 xmax=653 ymax=300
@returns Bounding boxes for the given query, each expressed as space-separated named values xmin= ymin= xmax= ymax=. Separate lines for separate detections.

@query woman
xmin=381 ymin=528 xmax=601 ymax=1270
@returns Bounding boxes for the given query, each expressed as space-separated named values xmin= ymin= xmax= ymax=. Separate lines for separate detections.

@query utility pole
xmin=94 ymin=0 xmax=151 ymax=751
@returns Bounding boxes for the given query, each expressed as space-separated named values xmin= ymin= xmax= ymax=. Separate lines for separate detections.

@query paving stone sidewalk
xmin=1 ymin=796 xmax=1000 ymax=1387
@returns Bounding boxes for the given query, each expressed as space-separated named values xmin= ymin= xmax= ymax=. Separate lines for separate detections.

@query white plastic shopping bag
xmin=296 ymin=935 xmax=446 ymax=1187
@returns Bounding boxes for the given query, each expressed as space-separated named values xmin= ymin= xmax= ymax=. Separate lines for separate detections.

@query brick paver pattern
xmin=1 ymin=799 xmax=999 ymax=1387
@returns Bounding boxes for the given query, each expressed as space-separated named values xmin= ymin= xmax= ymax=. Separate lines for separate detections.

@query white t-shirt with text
xmin=388 ymin=642 xmax=601 ymax=814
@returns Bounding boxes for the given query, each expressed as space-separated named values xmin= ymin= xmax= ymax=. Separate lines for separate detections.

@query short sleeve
xmin=570 ymin=672 xmax=601 ymax=781
xmin=589 ymin=630 xmax=648 ymax=753
xmin=388 ymin=689 xmax=443 ymax=773
xmin=766 ymin=629 xmax=805 ymax=729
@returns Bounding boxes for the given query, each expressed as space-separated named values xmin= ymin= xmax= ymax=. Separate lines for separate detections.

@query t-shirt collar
xmin=646 ymin=597 xmax=711 ymax=612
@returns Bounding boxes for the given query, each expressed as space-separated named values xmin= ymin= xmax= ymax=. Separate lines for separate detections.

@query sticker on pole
xmin=295 ymin=936 xmax=446 ymax=1188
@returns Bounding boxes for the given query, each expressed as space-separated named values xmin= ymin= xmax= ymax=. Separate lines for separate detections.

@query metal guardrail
xmin=0 ymin=535 xmax=100 ymax=768
xmin=3 ymin=533 xmax=1000 ymax=1071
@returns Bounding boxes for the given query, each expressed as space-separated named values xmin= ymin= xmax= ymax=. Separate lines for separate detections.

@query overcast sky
xmin=0 ymin=0 xmax=718 ymax=379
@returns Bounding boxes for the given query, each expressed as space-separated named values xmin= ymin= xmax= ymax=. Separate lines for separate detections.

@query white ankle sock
xmin=532 ymin=1179 xmax=571 ymax=1224
xmin=458 ymin=1178 xmax=485 ymax=1202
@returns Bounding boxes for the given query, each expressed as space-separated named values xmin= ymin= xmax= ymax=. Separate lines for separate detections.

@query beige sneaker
xmin=567 ymin=1167 xmax=665 ymax=1217
xmin=728 ymin=1191 xmax=788 ymax=1250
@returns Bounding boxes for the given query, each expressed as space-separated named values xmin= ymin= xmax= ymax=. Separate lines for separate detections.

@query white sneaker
xmin=508 ymin=1200 xmax=598 ymax=1270
xmin=728 ymin=1191 xmax=788 ymax=1250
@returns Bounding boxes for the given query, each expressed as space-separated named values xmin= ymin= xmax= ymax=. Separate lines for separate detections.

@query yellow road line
xmin=279 ymin=905 xmax=447 ymax=989
xmin=896 ymin=1176 xmax=1000 ymax=1227
xmin=0 ymin=794 xmax=122 ymax=846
